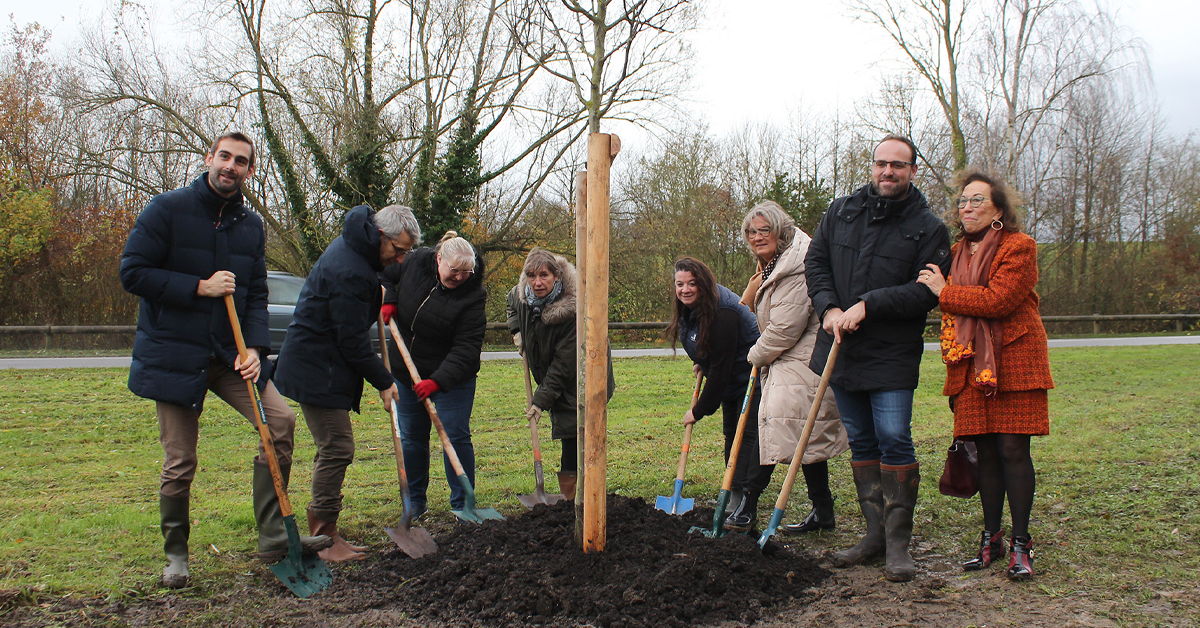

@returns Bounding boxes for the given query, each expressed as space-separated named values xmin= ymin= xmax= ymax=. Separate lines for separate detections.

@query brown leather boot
xmin=307 ymin=507 xmax=366 ymax=562
xmin=557 ymin=471 xmax=577 ymax=501
xmin=831 ymin=460 xmax=885 ymax=567
xmin=881 ymin=462 xmax=920 ymax=582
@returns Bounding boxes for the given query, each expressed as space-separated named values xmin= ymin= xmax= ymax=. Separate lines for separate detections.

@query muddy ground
xmin=2 ymin=495 xmax=1196 ymax=627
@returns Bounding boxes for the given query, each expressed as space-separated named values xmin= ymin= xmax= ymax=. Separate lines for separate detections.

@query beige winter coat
xmin=746 ymin=230 xmax=849 ymax=465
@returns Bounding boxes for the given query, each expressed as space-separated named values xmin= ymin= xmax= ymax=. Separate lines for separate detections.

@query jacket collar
xmin=343 ymin=205 xmax=385 ymax=271
xmin=840 ymin=183 xmax=926 ymax=223
xmin=192 ymin=174 xmax=247 ymax=226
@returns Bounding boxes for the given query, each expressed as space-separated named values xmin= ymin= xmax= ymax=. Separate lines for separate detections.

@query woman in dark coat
xmin=381 ymin=231 xmax=487 ymax=517
xmin=664 ymin=256 xmax=772 ymax=531
xmin=273 ymin=204 xmax=414 ymax=560
xmin=917 ymin=170 xmax=1054 ymax=581
xmin=505 ymin=249 xmax=613 ymax=500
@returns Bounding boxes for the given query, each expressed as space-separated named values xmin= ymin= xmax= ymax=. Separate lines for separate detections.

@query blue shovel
xmin=655 ymin=372 xmax=704 ymax=515
xmin=758 ymin=339 xmax=840 ymax=549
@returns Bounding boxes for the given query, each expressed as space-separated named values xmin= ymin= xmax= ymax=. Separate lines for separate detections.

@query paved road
xmin=2 ymin=335 xmax=1197 ymax=370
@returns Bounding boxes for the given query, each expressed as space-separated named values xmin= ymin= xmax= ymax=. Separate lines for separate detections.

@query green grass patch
xmin=0 ymin=346 xmax=1197 ymax=624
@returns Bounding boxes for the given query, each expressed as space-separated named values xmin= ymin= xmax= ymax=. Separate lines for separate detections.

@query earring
xmin=991 ymin=219 xmax=1004 ymax=231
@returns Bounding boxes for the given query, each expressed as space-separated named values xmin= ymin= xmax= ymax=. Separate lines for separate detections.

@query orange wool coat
xmin=939 ymin=231 xmax=1055 ymax=400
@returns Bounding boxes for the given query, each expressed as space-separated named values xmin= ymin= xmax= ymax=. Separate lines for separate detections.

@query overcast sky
xmin=13 ymin=0 xmax=1199 ymax=146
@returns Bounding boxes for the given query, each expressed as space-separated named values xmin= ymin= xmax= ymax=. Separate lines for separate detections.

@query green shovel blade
xmin=450 ymin=474 xmax=504 ymax=523
xmin=268 ymin=515 xmax=332 ymax=598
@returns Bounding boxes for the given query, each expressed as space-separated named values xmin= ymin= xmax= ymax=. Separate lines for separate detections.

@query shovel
xmin=223 ymin=295 xmax=331 ymax=598
xmin=377 ymin=312 xmax=437 ymax=557
xmin=689 ymin=366 xmax=759 ymax=538
xmin=655 ymin=371 xmax=704 ymax=515
xmin=388 ymin=319 xmax=504 ymax=524
xmin=758 ymin=339 xmax=840 ymax=549
xmin=517 ymin=352 xmax=566 ymax=508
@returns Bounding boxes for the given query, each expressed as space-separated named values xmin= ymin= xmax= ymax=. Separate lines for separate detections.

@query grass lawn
xmin=0 ymin=346 xmax=1197 ymax=625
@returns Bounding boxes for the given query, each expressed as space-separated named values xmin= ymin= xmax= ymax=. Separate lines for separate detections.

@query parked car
xmin=265 ymin=271 xmax=384 ymax=357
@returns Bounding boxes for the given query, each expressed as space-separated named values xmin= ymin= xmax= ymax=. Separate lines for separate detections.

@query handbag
xmin=938 ymin=439 xmax=979 ymax=498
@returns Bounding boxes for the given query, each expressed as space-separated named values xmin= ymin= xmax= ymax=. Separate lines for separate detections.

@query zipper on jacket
xmin=409 ymin=284 xmax=438 ymax=357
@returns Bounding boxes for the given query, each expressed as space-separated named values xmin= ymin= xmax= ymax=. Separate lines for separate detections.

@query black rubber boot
xmin=782 ymin=498 xmax=835 ymax=535
xmin=160 ymin=495 xmax=190 ymax=589
xmin=831 ymin=461 xmax=885 ymax=567
xmin=253 ymin=461 xmax=333 ymax=563
xmin=881 ymin=463 xmax=920 ymax=582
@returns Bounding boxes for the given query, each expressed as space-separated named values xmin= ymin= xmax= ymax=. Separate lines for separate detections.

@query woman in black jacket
xmin=381 ymin=231 xmax=487 ymax=516
xmin=664 ymin=257 xmax=772 ymax=531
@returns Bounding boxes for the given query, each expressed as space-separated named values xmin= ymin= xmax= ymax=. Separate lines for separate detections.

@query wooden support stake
xmin=582 ymin=132 xmax=617 ymax=553
xmin=574 ymin=169 xmax=588 ymax=548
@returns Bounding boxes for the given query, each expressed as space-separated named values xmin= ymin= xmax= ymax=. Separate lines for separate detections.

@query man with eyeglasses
xmin=805 ymin=133 xmax=951 ymax=582
xmin=273 ymin=204 xmax=419 ymax=561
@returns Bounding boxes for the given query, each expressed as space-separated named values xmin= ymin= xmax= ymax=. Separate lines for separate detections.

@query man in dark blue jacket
xmin=120 ymin=132 xmax=330 ymax=589
xmin=805 ymin=134 xmax=951 ymax=583
xmin=274 ymin=204 xmax=416 ymax=561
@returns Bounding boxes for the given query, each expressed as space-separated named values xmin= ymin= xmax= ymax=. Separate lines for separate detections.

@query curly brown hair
xmin=945 ymin=168 xmax=1026 ymax=238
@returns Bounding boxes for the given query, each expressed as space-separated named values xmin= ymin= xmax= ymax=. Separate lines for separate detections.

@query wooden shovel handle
xmin=521 ymin=352 xmax=546 ymax=463
xmin=719 ymin=366 xmax=759 ymax=492
xmin=387 ymin=318 xmax=469 ymax=477
xmin=772 ymin=340 xmax=841 ymax=511
xmin=673 ymin=372 xmax=704 ymax=482
xmin=223 ymin=295 xmax=292 ymax=518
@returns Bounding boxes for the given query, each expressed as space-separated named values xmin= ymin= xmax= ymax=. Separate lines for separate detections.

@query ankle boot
xmin=557 ymin=471 xmax=578 ymax=501
xmin=160 ymin=495 xmax=190 ymax=589
xmin=831 ymin=461 xmax=885 ymax=567
xmin=253 ymin=461 xmax=333 ymax=563
xmin=881 ymin=463 xmax=920 ymax=582
xmin=724 ymin=491 xmax=759 ymax=532
xmin=782 ymin=498 xmax=835 ymax=535
xmin=306 ymin=507 xmax=366 ymax=562
xmin=963 ymin=529 xmax=1006 ymax=571
xmin=1007 ymin=535 xmax=1034 ymax=581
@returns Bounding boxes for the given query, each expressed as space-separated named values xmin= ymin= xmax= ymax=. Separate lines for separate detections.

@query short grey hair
xmin=374 ymin=204 xmax=422 ymax=244
xmin=741 ymin=200 xmax=796 ymax=253
xmin=437 ymin=230 xmax=476 ymax=270
xmin=522 ymin=248 xmax=564 ymax=278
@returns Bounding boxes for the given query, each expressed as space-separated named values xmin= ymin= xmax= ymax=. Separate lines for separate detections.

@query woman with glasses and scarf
xmin=506 ymin=248 xmax=613 ymax=500
xmin=740 ymin=200 xmax=849 ymax=534
xmin=381 ymin=231 xmax=486 ymax=519
xmin=917 ymin=170 xmax=1053 ymax=581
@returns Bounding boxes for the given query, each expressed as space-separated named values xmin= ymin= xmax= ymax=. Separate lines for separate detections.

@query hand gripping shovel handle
xmin=759 ymin=339 xmax=840 ymax=548
xmin=387 ymin=319 xmax=469 ymax=478
xmin=223 ymin=296 xmax=292 ymax=518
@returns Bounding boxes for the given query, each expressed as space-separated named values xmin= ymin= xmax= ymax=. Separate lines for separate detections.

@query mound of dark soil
xmin=335 ymin=494 xmax=830 ymax=628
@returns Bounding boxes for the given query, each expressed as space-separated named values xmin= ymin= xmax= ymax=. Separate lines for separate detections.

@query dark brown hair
xmin=945 ymin=168 xmax=1026 ymax=238
xmin=875 ymin=133 xmax=919 ymax=164
xmin=663 ymin=257 xmax=719 ymax=357
xmin=209 ymin=132 xmax=256 ymax=168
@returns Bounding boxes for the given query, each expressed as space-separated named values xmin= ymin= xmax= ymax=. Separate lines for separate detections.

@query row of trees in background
xmin=1 ymin=0 xmax=1197 ymax=329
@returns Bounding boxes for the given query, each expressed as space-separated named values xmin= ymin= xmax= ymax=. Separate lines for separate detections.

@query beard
xmin=208 ymin=169 xmax=242 ymax=195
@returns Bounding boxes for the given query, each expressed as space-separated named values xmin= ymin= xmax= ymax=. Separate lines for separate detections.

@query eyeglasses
xmin=448 ymin=266 xmax=474 ymax=277
xmin=873 ymin=160 xmax=914 ymax=170
xmin=956 ymin=195 xmax=990 ymax=209
xmin=388 ymin=240 xmax=412 ymax=256
xmin=744 ymin=226 xmax=772 ymax=238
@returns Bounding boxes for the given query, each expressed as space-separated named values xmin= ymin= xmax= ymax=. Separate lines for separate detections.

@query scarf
xmin=949 ymin=227 xmax=1004 ymax=393
xmin=524 ymin=280 xmax=563 ymax=314
xmin=760 ymin=252 xmax=782 ymax=284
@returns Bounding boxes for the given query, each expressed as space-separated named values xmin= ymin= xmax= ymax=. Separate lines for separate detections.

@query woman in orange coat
xmin=917 ymin=170 xmax=1054 ymax=582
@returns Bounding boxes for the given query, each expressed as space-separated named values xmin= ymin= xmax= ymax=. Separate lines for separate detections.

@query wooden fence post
xmin=574 ymin=169 xmax=587 ymax=547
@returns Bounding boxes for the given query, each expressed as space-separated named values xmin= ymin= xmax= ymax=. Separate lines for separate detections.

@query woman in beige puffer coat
xmin=741 ymin=200 xmax=849 ymax=535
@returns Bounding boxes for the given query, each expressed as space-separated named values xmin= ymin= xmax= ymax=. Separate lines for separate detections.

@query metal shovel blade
xmin=517 ymin=486 xmax=566 ymax=509
xmin=757 ymin=507 xmax=787 ymax=549
xmin=384 ymin=525 xmax=438 ymax=559
xmin=655 ymin=479 xmax=695 ymax=515
xmin=450 ymin=474 xmax=505 ymax=524
xmin=268 ymin=516 xmax=332 ymax=598
xmin=687 ymin=489 xmax=731 ymax=538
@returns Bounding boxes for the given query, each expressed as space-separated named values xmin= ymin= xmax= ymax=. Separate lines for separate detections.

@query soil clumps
xmin=336 ymin=494 xmax=829 ymax=627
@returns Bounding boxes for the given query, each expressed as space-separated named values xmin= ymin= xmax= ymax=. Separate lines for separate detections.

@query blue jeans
xmin=831 ymin=385 xmax=916 ymax=466
xmin=395 ymin=377 xmax=477 ymax=509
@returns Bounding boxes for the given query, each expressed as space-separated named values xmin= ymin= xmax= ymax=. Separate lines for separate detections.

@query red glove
xmin=413 ymin=379 xmax=440 ymax=400
xmin=380 ymin=304 xmax=397 ymax=323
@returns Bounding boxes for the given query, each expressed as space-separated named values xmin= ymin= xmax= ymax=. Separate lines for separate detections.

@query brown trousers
xmin=299 ymin=404 xmax=356 ymax=520
xmin=156 ymin=360 xmax=296 ymax=499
